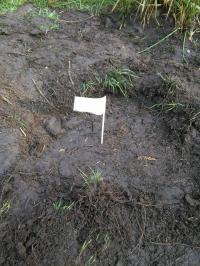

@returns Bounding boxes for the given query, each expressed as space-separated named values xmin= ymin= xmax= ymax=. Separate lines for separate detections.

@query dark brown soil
xmin=0 ymin=4 xmax=200 ymax=266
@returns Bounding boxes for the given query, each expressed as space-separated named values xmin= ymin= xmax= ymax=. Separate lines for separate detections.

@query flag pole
xmin=101 ymin=112 xmax=105 ymax=144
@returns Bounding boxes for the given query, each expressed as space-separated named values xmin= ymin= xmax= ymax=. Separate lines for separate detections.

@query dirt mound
xmin=0 ymin=4 xmax=200 ymax=266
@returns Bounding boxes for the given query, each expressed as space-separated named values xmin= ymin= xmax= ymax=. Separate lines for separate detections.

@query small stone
xmin=185 ymin=194 xmax=200 ymax=207
xmin=44 ymin=117 xmax=64 ymax=137
xmin=29 ymin=28 xmax=44 ymax=37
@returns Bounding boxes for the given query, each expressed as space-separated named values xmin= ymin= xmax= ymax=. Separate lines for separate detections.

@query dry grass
xmin=0 ymin=0 xmax=199 ymax=30
xmin=114 ymin=0 xmax=200 ymax=29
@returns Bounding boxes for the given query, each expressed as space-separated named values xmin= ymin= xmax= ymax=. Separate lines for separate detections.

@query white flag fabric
xmin=73 ymin=96 xmax=106 ymax=116
xmin=73 ymin=96 xmax=106 ymax=144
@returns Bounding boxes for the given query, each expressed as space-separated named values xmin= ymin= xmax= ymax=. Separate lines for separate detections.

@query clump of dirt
xmin=0 ymin=4 xmax=200 ymax=266
xmin=70 ymin=180 xmax=135 ymax=265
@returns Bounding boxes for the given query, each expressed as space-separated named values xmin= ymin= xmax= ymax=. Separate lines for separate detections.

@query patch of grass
xmin=29 ymin=7 xmax=59 ymax=20
xmin=151 ymin=73 xmax=185 ymax=112
xmin=38 ymin=22 xmax=59 ymax=32
xmin=114 ymin=0 xmax=200 ymax=30
xmin=104 ymin=68 xmax=136 ymax=97
xmin=72 ymin=178 xmax=133 ymax=265
xmin=1 ymin=1 xmax=199 ymax=30
xmin=53 ymin=200 xmax=74 ymax=211
xmin=158 ymin=73 xmax=181 ymax=97
xmin=151 ymin=102 xmax=184 ymax=112
xmin=39 ymin=7 xmax=59 ymax=19
xmin=86 ymin=255 xmax=96 ymax=265
xmin=25 ymin=6 xmax=60 ymax=32
xmin=0 ymin=200 xmax=11 ymax=217
xmin=33 ymin=0 xmax=48 ymax=8
xmin=80 ymin=72 xmax=102 ymax=96
xmin=0 ymin=0 xmax=26 ymax=14
xmin=81 ymin=81 xmax=98 ymax=96
xmin=46 ymin=0 xmax=116 ymax=14
xmin=79 ymin=239 xmax=92 ymax=257
xmin=80 ymin=168 xmax=103 ymax=186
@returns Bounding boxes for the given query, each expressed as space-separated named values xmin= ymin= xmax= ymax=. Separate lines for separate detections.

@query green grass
xmin=158 ymin=73 xmax=181 ymax=97
xmin=0 ymin=0 xmax=26 ymax=13
xmin=0 ymin=0 xmax=199 ymax=30
xmin=31 ymin=7 xmax=59 ymax=19
xmin=25 ymin=5 xmax=60 ymax=32
xmin=43 ymin=0 xmax=116 ymax=13
xmin=38 ymin=23 xmax=59 ymax=32
xmin=113 ymin=0 xmax=200 ymax=29
xmin=86 ymin=255 xmax=96 ymax=265
xmin=80 ymin=169 xmax=103 ymax=185
xmin=79 ymin=239 xmax=92 ymax=256
xmin=151 ymin=73 xmax=185 ymax=112
xmin=104 ymin=68 xmax=136 ymax=97
xmin=53 ymin=200 xmax=74 ymax=211
xmin=0 ymin=200 xmax=11 ymax=217
xmin=81 ymin=81 xmax=98 ymax=96
xmin=80 ymin=68 xmax=136 ymax=97
xmin=151 ymin=102 xmax=184 ymax=112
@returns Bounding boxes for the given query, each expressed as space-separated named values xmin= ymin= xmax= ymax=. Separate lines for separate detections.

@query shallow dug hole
xmin=0 ymin=4 xmax=200 ymax=266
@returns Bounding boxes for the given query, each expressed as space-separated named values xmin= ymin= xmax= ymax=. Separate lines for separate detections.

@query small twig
xmin=182 ymin=31 xmax=188 ymax=64
xmin=19 ymin=127 xmax=27 ymax=137
xmin=131 ymin=206 xmax=147 ymax=253
xmin=7 ymin=52 xmax=27 ymax=57
xmin=147 ymin=241 xmax=200 ymax=250
xmin=136 ymin=201 xmax=182 ymax=207
xmin=139 ymin=206 xmax=146 ymax=242
xmin=58 ymin=15 xmax=94 ymax=24
xmin=0 ymin=95 xmax=12 ymax=105
xmin=32 ymin=78 xmax=58 ymax=110
xmin=68 ymin=60 xmax=74 ymax=87
xmin=138 ymin=28 xmax=179 ymax=54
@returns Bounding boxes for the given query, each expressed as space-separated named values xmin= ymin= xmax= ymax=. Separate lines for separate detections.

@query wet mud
xmin=0 ymin=4 xmax=200 ymax=266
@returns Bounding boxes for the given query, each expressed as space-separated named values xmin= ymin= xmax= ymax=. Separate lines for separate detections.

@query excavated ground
xmin=0 ymin=4 xmax=200 ymax=266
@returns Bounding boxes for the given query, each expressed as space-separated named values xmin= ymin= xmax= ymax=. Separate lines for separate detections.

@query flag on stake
xmin=73 ymin=96 xmax=106 ymax=144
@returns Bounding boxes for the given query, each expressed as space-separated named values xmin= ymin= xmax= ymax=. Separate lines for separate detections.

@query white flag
xmin=73 ymin=96 xmax=106 ymax=144
xmin=73 ymin=96 xmax=106 ymax=115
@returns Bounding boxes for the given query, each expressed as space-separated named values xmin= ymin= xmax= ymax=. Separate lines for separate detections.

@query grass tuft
xmin=46 ymin=0 xmax=116 ymax=13
xmin=114 ymin=0 xmax=200 ymax=30
xmin=80 ymin=168 xmax=103 ymax=186
xmin=0 ymin=1 xmax=199 ymax=30
xmin=53 ymin=200 xmax=74 ymax=211
xmin=151 ymin=73 xmax=185 ymax=112
xmin=36 ymin=7 xmax=59 ymax=19
xmin=104 ymin=68 xmax=136 ymax=97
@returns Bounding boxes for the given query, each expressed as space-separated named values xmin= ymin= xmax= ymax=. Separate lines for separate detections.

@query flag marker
xmin=73 ymin=96 xmax=106 ymax=144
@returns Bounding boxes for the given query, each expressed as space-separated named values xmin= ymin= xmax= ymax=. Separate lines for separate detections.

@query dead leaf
xmin=137 ymin=156 xmax=156 ymax=161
